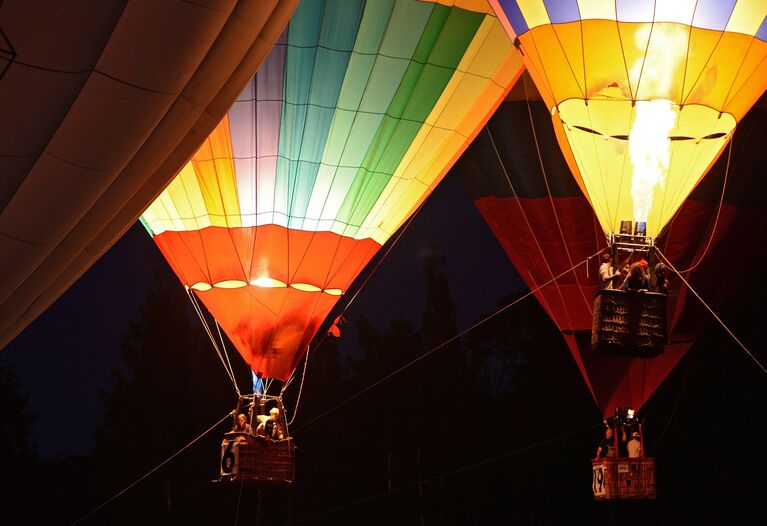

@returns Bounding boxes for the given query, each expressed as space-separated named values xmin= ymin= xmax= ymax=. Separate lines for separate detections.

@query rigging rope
xmin=294 ymin=249 xmax=604 ymax=433
xmin=284 ymin=347 xmax=310 ymax=427
xmin=216 ymin=319 xmax=239 ymax=392
xmin=656 ymin=247 xmax=767 ymax=375
xmin=284 ymin=422 xmax=601 ymax=525
xmin=185 ymin=288 xmax=240 ymax=395
xmin=70 ymin=411 xmax=231 ymax=526
xmin=485 ymin=124 xmax=580 ymax=332
xmin=521 ymin=74 xmax=594 ymax=316
xmin=671 ymin=137 xmax=734 ymax=274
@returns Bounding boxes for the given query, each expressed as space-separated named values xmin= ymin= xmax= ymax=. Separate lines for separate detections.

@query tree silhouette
xmin=0 ymin=359 xmax=37 ymax=522
xmin=86 ymin=272 xmax=237 ymax=525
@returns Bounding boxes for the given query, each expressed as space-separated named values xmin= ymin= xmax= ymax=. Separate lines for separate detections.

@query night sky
xmin=3 ymin=172 xmax=525 ymax=458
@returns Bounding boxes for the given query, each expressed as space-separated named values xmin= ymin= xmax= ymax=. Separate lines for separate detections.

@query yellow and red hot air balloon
xmin=489 ymin=0 xmax=767 ymax=238
xmin=457 ymin=75 xmax=767 ymax=419
xmin=480 ymin=1 xmax=767 ymax=416
xmin=141 ymin=0 xmax=523 ymax=382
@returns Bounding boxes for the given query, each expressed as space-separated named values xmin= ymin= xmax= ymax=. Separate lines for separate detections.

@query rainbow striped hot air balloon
xmin=489 ymin=0 xmax=767 ymax=238
xmin=141 ymin=0 xmax=523 ymax=381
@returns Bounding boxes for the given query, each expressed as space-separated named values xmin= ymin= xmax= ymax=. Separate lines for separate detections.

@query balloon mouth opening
xmin=554 ymin=99 xmax=736 ymax=236
xmin=186 ymin=278 xmax=343 ymax=296
xmin=251 ymin=276 xmax=286 ymax=288
xmin=555 ymin=100 xmax=734 ymax=143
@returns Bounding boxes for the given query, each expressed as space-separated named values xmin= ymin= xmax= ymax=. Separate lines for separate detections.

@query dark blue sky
xmin=3 ymin=172 xmax=525 ymax=457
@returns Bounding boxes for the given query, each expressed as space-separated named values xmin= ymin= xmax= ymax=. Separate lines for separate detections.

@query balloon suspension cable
xmin=521 ymin=73 xmax=593 ymax=315
xmin=485 ymin=121 xmax=589 ymax=333
xmin=215 ymin=319 xmax=238 ymax=392
xmin=282 ymin=346 xmax=311 ymax=427
xmin=185 ymin=288 xmax=240 ymax=395
xmin=672 ymin=136 xmax=734 ymax=274
xmin=294 ymin=248 xmax=605 ymax=432
xmin=70 ymin=411 xmax=231 ymax=526
xmin=656 ymin=248 xmax=767 ymax=375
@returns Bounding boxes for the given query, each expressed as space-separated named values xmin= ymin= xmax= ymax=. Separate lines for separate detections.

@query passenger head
xmin=605 ymin=427 xmax=613 ymax=439
xmin=630 ymin=263 xmax=643 ymax=279
xmin=270 ymin=407 xmax=280 ymax=420
xmin=237 ymin=413 xmax=247 ymax=426
xmin=602 ymin=253 xmax=612 ymax=263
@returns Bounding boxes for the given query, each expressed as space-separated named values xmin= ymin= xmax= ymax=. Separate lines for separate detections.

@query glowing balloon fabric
xmin=0 ymin=1 xmax=296 ymax=350
xmin=141 ymin=0 xmax=523 ymax=381
xmin=457 ymin=77 xmax=767 ymax=415
xmin=489 ymin=0 xmax=767 ymax=237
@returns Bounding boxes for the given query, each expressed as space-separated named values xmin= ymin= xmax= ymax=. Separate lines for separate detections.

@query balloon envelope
xmin=142 ymin=0 xmax=524 ymax=381
xmin=488 ymin=0 xmax=767 ymax=237
xmin=457 ymin=75 xmax=767 ymax=414
xmin=0 ymin=0 xmax=296 ymax=349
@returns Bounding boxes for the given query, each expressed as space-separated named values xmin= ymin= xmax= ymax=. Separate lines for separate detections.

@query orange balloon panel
xmin=153 ymin=226 xmax=380 ymax=381
xmin=153 ymin=226 xmax=380 ymax=292
xmin=141 ymin=0 xmax=524 ymax=381
xmin=194 ymin=286 xmax=341 ymax=382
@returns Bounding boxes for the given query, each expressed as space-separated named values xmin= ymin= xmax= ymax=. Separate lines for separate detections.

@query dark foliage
xmin=7 ymin=253 xmax=766 ymax=525
xmin=0 ymin=358 xmax=37 ymax=521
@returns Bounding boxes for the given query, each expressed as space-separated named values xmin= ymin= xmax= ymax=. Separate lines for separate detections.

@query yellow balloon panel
xmin=556 ymin=99 xmax=735 ymax=237
xmin=521 ymin=21 xmax=767 ymax=118
xmin=505 ymin=15 xmax=767 ymax=236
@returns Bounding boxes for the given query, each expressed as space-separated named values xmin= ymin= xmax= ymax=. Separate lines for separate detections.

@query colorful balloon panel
xmin=488 ymin=0 xmax=767 ymax=237
xmin=142 ymin=0 xmax=524 ymax=380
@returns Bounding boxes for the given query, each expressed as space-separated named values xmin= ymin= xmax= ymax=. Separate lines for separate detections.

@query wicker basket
xmin=219 ymin=434 xmax=295 ymax=486
xmin=592 ymin=457 xmax=656 ymax=500
xmin=591 ymin=289 xmax=667 ymax=357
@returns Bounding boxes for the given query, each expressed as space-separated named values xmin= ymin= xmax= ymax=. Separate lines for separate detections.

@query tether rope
xmin=284 ymin=422 xmax=601 ymax=525
xmin=294 ymin=249 xmax=603 ymax=433
xmin=70 ymin=411 xmax=231 ymax=526
xmin=656 ymin=247 xmax=766 ymax=375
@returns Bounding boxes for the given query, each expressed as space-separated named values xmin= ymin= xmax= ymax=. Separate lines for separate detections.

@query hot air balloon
xmin=0 ymin=0 xmax=297 ymax=350
xmin=489 ymin=0 xmax=767 ymax=239
xmin=457 ymin=74 xmax=767 ymax=500
xmin=140 ymin=0 xmax=524 ymax=484
xmin=488 ymin=1 xmax=767 ymax=371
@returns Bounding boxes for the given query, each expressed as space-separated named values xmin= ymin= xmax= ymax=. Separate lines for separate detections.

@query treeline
xmin=3 ymin=250 xmax=767 ymax=525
